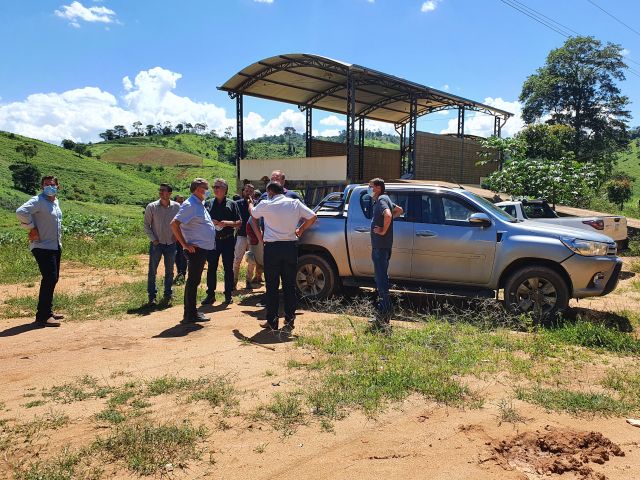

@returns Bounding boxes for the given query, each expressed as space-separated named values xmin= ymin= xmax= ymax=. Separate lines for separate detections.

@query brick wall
xmin=414 ymin=132 xmax=496 ymax=185
xmin=310 ymin=139 xmax=401 ymax=181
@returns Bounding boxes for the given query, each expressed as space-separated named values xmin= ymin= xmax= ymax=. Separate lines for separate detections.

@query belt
xmin=216 ymin=232 xmax=235 ymax=240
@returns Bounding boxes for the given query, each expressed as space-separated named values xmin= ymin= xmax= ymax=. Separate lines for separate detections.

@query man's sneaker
xmin=281 ymin=322 xmax=295 ymax=333
xmin=181 ymin=313 xmax=210 ymax=324
xmin=52 ymin=313 xmax=65 ymax=320
xmin=148 ymin=298 xmax=157 ymax=306
xmin=256 ymin=297 xmax=267 ymax=308
xmin=259 ymin=321 xmax=278 ymax=330
xmin=201 ymin=294 xmax=215 ymax=305
xmin=36 ymin=317 xmax=61 ymax=327
xmin=223 ymin=297 xmax=233 ymax=305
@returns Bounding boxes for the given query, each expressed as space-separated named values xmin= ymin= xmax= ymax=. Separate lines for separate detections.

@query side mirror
xmin=469 ymin=212 xmax=492 ymax=227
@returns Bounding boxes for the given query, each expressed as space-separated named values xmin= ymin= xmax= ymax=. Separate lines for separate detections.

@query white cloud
xmin=319 ymin=115 xmax=344 ymax=127
xmin=317 ymin=129 xmax=341 ymax=137
xmin=441 ymin=84 xmax=450 ymax=91
xmin=421 ymin=1 xmax=439 ymax=13
xmin=364 ymin=119 xmax=398 ymax=135
xmin=439 ymin=97 xmax=524 ymax=137
xmin=0 ymin=67 xmax=238 ymax=143
xmin=54 ymin=1 xmax=117 ymax=27
xmin=243 ymin=109 xmax=305 ymax=138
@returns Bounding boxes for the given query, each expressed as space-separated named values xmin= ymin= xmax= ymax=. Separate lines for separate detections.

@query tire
xmin=503 ymin=266 xmax=569 ymax=322
xmin=296 ymin=254 xmax=337 ymax=300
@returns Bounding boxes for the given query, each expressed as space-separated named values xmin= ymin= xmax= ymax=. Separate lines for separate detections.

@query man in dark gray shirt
xmin=369 ymin=178 xmax=403 ymax=330
xmin=16 ymin=175 xmax=63 ymax=327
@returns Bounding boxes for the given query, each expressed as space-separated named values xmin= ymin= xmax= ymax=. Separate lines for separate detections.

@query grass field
xmin=100 ymin=146 xmax=203 ymax=166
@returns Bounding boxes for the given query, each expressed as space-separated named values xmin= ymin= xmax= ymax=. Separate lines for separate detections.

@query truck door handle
xmin=354 ymin=227 xmax=369 ymax=233
xmin=416 ymin=230 xmax=436 ymax=237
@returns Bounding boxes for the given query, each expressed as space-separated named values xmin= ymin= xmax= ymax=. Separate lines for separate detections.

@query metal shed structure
xmin=218 ymin=53 xmax=513 ymax=183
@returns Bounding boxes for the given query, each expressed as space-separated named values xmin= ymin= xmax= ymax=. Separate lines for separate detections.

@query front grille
xmin=607 ymin=244 xmax=617 ymax=256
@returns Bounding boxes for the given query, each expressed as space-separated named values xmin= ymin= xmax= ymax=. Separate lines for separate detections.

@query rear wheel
xmin=504 ymin=266 xmax=569 ymax=322
xmin=296 ymin=254 xmax=337 ymax=300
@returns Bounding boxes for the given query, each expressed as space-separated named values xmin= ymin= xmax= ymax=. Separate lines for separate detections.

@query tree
xmin=223 ymin=126 xmax=233 ymax=139
xmin=132 ymin=121 xmax=143 ymax=136
xmin=9 ymin=162 xmax=41 ymax=194
xmin=284 ymin=126 xmax=296 ymax=155
xmin=113 ymin=125 xmax=128 ymax=138
xmin=99 ymin=129 xmax=116 ymax=141
xmin=61 ymin=139 xmax=76 ymax=150
xmin=520 ymin=36 xmax=630 ymax=173
xmin=15 ymin=142 xmax=38 ymax=162
xmin=145 ymin=124 xmax=155 ymax=136
xmin=605 ymin=173 xmax=634 ymax=210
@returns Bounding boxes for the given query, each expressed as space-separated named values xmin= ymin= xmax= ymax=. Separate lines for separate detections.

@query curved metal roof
xmin=218 ymin=53 xmax=512 ymax=125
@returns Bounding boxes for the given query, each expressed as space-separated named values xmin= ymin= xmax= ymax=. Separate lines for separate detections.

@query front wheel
xmin=503 ymin=266 xmax=569 ymax=322
xmin=296 ymin=254 xmax=337 ymax=300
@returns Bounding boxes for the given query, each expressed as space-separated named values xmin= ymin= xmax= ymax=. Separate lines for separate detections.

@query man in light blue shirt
xmin=170 ymin=178 xmax=216 ymax=324
xmin=16 ymin=176 xmax=64 ymax=327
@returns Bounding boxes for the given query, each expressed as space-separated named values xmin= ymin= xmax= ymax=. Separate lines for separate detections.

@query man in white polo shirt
xmin=249 ymin=181 xmax=316 ymax=331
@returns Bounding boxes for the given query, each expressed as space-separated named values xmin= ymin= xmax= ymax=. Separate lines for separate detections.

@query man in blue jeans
xmin=144 ymin=183 xmax=180 ymax=305
xmin=369 ymin=178 xmax=403 ymax=330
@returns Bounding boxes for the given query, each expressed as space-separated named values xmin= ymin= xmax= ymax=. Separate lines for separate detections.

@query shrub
xmin=9 ymin=162 xmax=41 ymax=194
xmin=606 ymin=178 xmax=633 ymax=210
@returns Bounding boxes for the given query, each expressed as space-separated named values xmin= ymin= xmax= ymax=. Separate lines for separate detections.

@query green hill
xmin=0 ymin=131 xmax=236 ymax=236
xmin=616 ymin=138 xmax=640 ymax=198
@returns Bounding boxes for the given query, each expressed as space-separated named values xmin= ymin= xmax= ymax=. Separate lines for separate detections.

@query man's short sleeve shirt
xmin=370 ymin=194 xmax=394 ymax=249
xmin=174 ymin=194 xmax=216 ymax=250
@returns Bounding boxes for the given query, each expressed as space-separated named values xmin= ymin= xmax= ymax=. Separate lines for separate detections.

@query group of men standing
xmin=17 ymin=171 xmax=398 ymax=333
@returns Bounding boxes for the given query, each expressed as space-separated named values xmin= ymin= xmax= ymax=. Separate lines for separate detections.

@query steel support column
xmin=458 ymin=106 xmax=465 ymax=182
xmin=494 ymin=116 xmax=504 ymax=170
xmin=358 ymin=117 xmax=365 ymax=181
xmin=235 ymin=94 xmax=243 ymax=182
xmin=305 ymin=107 xmax=313 ymax=158
xmin=345 ymin=75 xmax=356 ymax=182
xmin=399 ymin=124 xmax=406 ymax=175
xmin=405 ymin=96 xmax=417 ymax=176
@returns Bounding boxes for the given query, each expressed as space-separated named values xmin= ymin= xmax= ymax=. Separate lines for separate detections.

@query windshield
xmin=463 ymin=191 xmax=517 ymax=222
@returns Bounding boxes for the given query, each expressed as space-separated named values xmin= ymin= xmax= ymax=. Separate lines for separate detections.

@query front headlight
xmin=561 ymin=237 xmax=610 ymax=256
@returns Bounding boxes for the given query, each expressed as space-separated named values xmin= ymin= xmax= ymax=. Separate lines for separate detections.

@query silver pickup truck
xmin=296 ymin=183 xmax=623 ymax=319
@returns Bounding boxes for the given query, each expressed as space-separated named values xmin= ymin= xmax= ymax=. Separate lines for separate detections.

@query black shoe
xmin=52 ymin=313 xmax=65 ymax=320
xmin=256 ymin=299 xmax=267 ymax=308
xmin=181 ymin=313 xmax=210 ymax=324
xmin=281 ymin=322 xmax=295 ymax=333
xmin=259 ymin=321 xmax=278 ymax=330
xmin=201 ymin=294 xmax=215 ymax=305
xmin=245 ymin=282 xmax=254 ymax=290
xmin=148 ymin=298 xmax=157 ymax=306
xmin=223 ymin=297 xmax=233 ymax=305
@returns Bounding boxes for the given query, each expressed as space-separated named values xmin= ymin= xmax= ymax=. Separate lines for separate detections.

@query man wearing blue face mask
xmin=16 ymin=176 xmax=64 ymax=327
xmin=170 ymin=178 xmax=216 ymax=324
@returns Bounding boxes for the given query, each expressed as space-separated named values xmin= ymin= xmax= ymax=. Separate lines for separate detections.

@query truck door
xmin=347 ymin=188 xmax=414 ymax=279
xmin=411 ymin=193 xmax=496 ymax=285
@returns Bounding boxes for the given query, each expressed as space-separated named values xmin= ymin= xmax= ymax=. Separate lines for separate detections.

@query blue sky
xmin=1 ymin=0 xmax=639 ymax=143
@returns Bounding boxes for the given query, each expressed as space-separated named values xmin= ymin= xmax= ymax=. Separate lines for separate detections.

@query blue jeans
xmin=372 ymin=247 xmax=392 ymax=320
xmin=148 ymin=242 xmax=176 ymax=300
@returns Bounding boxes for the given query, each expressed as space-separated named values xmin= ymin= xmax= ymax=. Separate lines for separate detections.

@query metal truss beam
xmin=306 ymin=108 xmax=313 ymax=158
xmin=406 ymin=96 xmax=417 ymax=176
xmin=457 ymin=106 xmax=465 ymax=138
xmin=358 ymin=117 xmax=365 ymax=181
xmin=346 ymin=75 xmax=356 ymax=182
xmin=235 ymin=94 xmax=243 ymax=181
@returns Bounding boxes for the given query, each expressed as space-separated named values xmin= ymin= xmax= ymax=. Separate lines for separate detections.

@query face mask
xmin=203 ymin=189 xmax=211 ymax=199
xmin=43 ymin=185 xmax=58 ymax=196
xmin=367 ymin=187 xmax=373 ymax=197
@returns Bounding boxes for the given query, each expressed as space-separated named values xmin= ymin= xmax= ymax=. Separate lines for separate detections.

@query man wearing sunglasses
xmin=201 ymin=178 xmax=241 ymax=306
xmin=144 ymin=183 xmax=180 ymax=305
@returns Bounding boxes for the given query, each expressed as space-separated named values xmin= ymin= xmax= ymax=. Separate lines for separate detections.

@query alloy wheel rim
xmin=513 ymin=276 xmax=557 ymax=315
xmin=296 ymin=264 xmax=326 ymax=296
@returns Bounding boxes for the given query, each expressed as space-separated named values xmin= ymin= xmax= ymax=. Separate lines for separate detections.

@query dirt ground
xmin=1 ymin=258 xmax=639 ymax=479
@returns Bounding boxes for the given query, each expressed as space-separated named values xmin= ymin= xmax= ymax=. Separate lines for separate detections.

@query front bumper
xmin=561 ymin=254 xmax=623 ymax=299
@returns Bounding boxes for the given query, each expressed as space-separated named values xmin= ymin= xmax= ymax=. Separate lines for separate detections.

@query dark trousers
xmin=175 ymin=243 xmax=187 ymax=276
xmin=264 ymin=241 xmax=298 ymax=327
xmin=372 ymin=247 xmax=392 ymax=321
xmin=32 ymin=247 xmax=61 ymax=321
xmin=184 ymin=247 xmax=210 ymax=319
xmin=206 ymin=236 xmax=235 ymax=299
